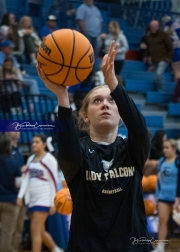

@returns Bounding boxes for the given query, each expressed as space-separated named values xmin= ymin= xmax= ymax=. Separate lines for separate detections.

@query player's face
xmin=4 ymin=61 xmax=13 ymax=71
xmin=163 ymin=141 xmax=176 ymax=158
xmin=108 ymin=24 xmax=115 ymax=34
xmin=85 ymin=87 xmax=120 ymax=131
xmin=32 ymin=137 xmax=46 ymax=153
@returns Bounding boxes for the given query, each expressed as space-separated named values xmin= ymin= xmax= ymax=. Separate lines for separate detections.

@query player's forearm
xmin=57 ymin=88 xmax=70 ymax=108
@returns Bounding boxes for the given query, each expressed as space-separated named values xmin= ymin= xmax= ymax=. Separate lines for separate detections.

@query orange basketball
xmin=54 ymin=188 xmax=72 ymax=215
xmin=144 ymin=199 xmax=155 ymax=216
xmin=37 ymin=29 xmax=94 ymax=86
xmin=146 ymin=175 xmax=157 ymax=192
xmin=142 ymin=176 xmax=149 ymax=192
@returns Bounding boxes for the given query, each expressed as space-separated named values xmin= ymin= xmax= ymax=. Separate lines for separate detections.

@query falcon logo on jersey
xmin=101 ymin=159 xmax=114 ymax=172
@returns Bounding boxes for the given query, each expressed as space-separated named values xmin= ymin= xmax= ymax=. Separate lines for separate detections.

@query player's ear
xmin=83 ymin=112 xmax=90 ymax=123
xmin=119 ymin=117 xmax=123 ymax=127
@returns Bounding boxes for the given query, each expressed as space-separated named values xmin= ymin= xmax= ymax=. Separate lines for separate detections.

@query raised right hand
xmin=36 ymin=66 xmax=70 ymax=107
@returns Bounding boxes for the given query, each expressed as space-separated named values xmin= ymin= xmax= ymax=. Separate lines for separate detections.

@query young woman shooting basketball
xmin=37 ymin=41 xmax=153 ymax=252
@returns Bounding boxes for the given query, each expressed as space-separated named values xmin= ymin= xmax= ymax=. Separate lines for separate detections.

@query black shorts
xmin=158 ymin=199 xmax=174 ymax=204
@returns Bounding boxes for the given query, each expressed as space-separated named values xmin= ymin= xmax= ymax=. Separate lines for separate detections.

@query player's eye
xmin=94 ymin=98 xmax=101 ymax=103
xmin=109 ymin=98 xmax=114 ymax=103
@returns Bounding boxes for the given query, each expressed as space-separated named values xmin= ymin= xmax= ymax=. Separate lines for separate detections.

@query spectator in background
xmin=0 ymin=57 xmax=22 ymax=113
xmin=146 ymin=20 xmax=173 ymax=91
xmin=139 ymin=27 xmax=151 ymax=64
xmin=39 ymin=15 xmax=58 ymax=41
xmin=76 ymin=0 xmax=103 ymax=56
xmin=50 ymin=0 xmax=76 ymax=29
xmin=97 ymin=20 xmax=129 ymax=85
xmin=0 ymin=57 xmax=23 ymax=92
xmin=5 ymin=132 xmax=26 ymax=252
xmin=0 ymin=13 xmax=24 ymax=66
xmin=18 ymin=15 xmax=41 ymax=64
xmin=0 ymin=40 xmax=39 ymax=97
xmin=143 ymin=130 xmax=167 ymax=176
xmin=0 ymin=134 xmax=21 ymax=252
xmin=153 ymin=139 xmax=179 ymax=252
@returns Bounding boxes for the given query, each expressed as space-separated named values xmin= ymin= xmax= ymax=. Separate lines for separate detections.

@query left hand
xmin=49 ymin=206 xmax=56 ymax=215
xmin=101 ymin=41 xmax=119 ymax=91
xmin=173 ymin=197 xmax=180 ymax=212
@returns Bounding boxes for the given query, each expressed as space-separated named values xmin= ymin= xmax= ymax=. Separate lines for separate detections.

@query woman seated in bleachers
xmin=0 ymin=57 xmax=22 ymax=112
xmin=0 ymin=13 xmax=23 ymax=64
xmin=18 ymin=15 xmax=41 ymax=64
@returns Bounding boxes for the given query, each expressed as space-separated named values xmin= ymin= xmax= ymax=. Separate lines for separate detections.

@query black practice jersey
xmin=57 ymin=84 xmax=152 ymax=252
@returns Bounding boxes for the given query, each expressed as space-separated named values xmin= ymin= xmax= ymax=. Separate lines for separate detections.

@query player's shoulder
xmin=27 ymin=154 xmax=36 ymax=163
xmin=43 ymin=152 xmax=57 ymax=163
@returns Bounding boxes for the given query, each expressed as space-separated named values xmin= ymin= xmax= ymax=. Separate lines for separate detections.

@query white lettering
xmin=96 ymin=172 xmax=102 ymax=181
xmin=109 ymin=170 xmax=115 ymax=178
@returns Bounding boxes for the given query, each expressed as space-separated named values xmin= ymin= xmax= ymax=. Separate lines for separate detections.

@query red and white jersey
xmin=18 ymin=152 xmax=58 ymax=208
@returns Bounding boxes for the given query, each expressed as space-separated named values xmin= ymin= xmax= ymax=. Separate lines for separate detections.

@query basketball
xmin=37 ymin=29 xmax=94 ymax=86
xmin=144 ymin=199 xmax=155 ymax=216
xmin=54 ymin=188 xmax=72 ymax=215
xmin=146 ymin=175 xmax=157 ymax=192
xmin=142 ymin=176 xmax=149 ymax=192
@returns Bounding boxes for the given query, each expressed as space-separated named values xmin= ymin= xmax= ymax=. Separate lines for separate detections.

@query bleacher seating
xmin=168 ymin=103 xmax=180 ymax=116
xmin=2 ymin=0 xmax=179 ymax=145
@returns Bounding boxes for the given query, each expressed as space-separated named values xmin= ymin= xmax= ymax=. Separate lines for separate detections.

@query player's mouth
xmin=101 ymin=112 xmax=110 ymax=116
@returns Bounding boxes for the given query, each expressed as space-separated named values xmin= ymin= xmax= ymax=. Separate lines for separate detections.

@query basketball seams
xmin=38 ymin=51 xmax=63 ymax=67
xmin=38 ymin=51 xmax=92 ymax=70
xmin=75 ymin=44 xmax=93 ymax=81
xmin=51 ymin=33 xmax=65 ymax=65
xmin=61 ymin=30 xmax=76 ymax=86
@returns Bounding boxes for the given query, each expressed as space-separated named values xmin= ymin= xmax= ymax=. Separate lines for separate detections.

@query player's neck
xmin=90 ymin=128 xmax=117 ymax=144
xmin=165 ymin=154 xmax=177 ymax=163
xmin=35 ymin=150 xmax=47 ymax=159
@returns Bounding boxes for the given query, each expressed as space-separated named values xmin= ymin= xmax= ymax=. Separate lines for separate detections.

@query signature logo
xmin=40 ymin=41 xmax=52 ymax=56
xmin=130 ymin=237 xmax=169 ymax=245
xmin=12 ymin=122 xmax=55 ymax=130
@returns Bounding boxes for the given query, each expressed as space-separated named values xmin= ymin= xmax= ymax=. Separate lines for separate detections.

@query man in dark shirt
xmin=147 ymin=20 xmax=173 ymax=91
xmin=5 ymin=131 xmax=25 ymax=252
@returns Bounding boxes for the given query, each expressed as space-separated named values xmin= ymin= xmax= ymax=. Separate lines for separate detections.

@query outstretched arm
xmin=101 ymin=42 xmax=150 ymax=174
xmin=36 ymin=66 xmax=83 ymax=185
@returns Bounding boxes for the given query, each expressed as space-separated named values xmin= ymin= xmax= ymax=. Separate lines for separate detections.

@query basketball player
xmin=17 ymin=134 xmax=64 ymax=252
xmin=37 ymin=41 xmax=153 ymax=251
xmin=152 ymin=139 xmax=179 ymax=252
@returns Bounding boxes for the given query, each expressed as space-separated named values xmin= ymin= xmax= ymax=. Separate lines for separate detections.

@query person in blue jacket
xmin=0 ymin=134 xmax=21 ymax=252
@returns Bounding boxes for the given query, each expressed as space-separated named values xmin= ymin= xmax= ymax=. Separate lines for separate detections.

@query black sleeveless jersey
xmin=57 ymin=84 xmax=153 ymax=252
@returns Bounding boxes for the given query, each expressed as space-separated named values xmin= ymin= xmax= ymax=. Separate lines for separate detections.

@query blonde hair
xmin=164 ymin=139 xmax=178 ymax=150
xmin=78 ymin=85 xmax=109 ymax=132
xmin=18 ymin=15 xmax=34 ymax=30
xmin=109 ymin=21 xmax=121 ymax=41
